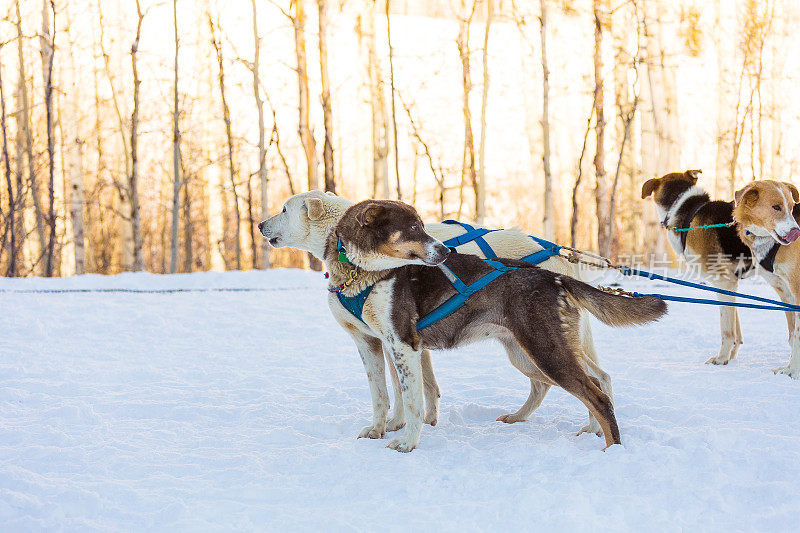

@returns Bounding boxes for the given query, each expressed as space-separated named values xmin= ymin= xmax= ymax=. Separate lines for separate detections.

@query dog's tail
xmin=559 ymin=276 xmax=667 ymax=327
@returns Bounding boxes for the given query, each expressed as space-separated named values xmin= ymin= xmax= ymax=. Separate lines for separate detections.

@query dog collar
xmin=337 ymin=237 xmax=350 ymax=263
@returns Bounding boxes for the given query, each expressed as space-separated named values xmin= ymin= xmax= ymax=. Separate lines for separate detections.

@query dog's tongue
xmin=785 ymin=228 xmax=800 ymax=243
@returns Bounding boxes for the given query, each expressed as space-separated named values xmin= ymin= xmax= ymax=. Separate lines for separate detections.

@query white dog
xmin=258 ymin=191 xmax=611 ymax=437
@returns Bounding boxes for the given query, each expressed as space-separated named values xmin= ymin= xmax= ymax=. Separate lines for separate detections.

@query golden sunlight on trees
xmin=0 ymin=0 xmax=798 ymax=276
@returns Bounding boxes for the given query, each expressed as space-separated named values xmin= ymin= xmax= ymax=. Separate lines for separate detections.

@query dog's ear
xmin=305 ymin=198 xmax=325 ymax=220
xmin=734 ymin=184 xmax=759 ymax=207
xmin=782 ymin=182 xmax=799 ymax=203
xmin=356 ymin=202 xmax=385 ymax=226
xmin=325 ymin=191 xmax=337 ymax=196
xmin=641 ymin=178 xmax=659 ymax=199
xmin=684 ymin=169 xmax=702 ymax=183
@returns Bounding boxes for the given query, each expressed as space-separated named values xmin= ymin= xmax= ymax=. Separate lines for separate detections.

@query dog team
xmin=258 ymin=170 xmax=800 ymax=452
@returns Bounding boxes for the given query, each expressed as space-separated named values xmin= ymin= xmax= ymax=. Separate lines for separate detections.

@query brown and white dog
xmin=323 ymin=199 xmax=666 ymax=451
xmin=733 ymin=180 xmax=800 ymax=378
xmin=642 ymin=170 xmax=756 ymax=365
xmin=259 ymin=190 xmax=610 ymax=437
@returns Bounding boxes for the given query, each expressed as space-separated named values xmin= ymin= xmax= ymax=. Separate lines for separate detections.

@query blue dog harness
xmin=330 ymin=222 xmax=561 ymax=328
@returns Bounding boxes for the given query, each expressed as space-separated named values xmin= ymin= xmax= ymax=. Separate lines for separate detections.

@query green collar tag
xmin=338 ymin=251 xmax=349 ymax=263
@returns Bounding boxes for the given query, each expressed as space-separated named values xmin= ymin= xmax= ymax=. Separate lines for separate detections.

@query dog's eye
xmin=282 ymin=206 xmax=287 ymax=213
xmin=773 ymin=204 xmax=782 ymax=211
xmin=411 ymin=224 xmax=418 ymax=231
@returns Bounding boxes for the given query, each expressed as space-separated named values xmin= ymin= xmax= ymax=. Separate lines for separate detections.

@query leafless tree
xmin=15 ymin=0 xmax=47 ymax=271
xmin=457 ymin=0 xmax=477 ymax=220
xmin=170 ymin=0 xmax=183 ymax=273
xmin=317 ymin=0 xmax=336 ymax=193
xmin=209 ymin=14 xmax=242 ymax=270
xmin=129 ymin=0 xmax=145 ymax=271
xmin=251 ymin=0 xmax=270 ymax=268
xmin=476 ymin=0 xmax=492 ymax=224
xmin=40 ymin=0 xmax=57 ymax=276
xmin=0 ymin=47 xmax=17 ymax=275
xmin=593 ymin=1 xmax=611 ymax=257
xmin=386 ymin=0 xmax=401 ymax=200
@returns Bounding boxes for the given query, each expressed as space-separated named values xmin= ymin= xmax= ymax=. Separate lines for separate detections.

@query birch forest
xmin=0 ymin=0 xmax=797 ymax=276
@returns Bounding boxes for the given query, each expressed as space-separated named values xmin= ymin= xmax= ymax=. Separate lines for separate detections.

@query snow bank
xmin=0 ymin=270 xmax=798 ymax=530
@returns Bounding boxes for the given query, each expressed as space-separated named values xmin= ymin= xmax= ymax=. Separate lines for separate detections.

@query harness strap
xmin=441 ymin=220 xmax=498 ymax=258
xmin=760 ymin=243 xmax=781 ymax=273
xmin=417 ymin=259 xmax=518 ymax=330
xmin=521 ymin=236 xmax=561 ymax=264
xmin=335 ymin=284 xmax=375 ymax=323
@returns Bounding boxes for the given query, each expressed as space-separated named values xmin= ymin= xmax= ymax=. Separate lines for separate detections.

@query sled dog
xmin=259 ymin=190 xmax=609 ymax=436
xmin=642 ymin=170 xmax=759 ymax=365
xmin=317 ymin=199 xmax=665 ymax=451
xmin=732 ymin=180 xmax=800 ymax=378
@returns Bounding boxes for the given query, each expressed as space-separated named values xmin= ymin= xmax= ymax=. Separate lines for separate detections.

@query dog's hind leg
xmin=496 ymin=339 xmax=551 ymax=423
xmin=353 ymin=336 xmax=390 ymax=440
xmin=497 ymin=378 xmax=550 ymax=424
xmin=511 ymin=320 xmax=621 ymax=448
xmin=421 ymin=349 xmax=441 ymax=426
xmin=577 ymin=314 xmax=609 ymax=437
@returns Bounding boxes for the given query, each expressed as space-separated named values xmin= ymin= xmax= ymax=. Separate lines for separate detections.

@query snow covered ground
xmin=1 ymin=269 xmax=799 ymax=531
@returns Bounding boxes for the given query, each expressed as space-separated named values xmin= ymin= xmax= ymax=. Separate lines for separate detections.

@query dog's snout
xmin=434 ymin=242 xmax=450 ymax=259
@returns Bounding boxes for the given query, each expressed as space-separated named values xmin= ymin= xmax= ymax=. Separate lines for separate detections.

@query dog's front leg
xmin=384 ymin=348 xmax=405 ymax=432
xmin=775 ymin=284 xmax=800 ymax=379
xmin=706 ymin=278 xmax=742 ymax=365
xmin=385 ymin=343 xmax=424 ymax=452
xmin=352 ymin=335 xmax=391 ymax=439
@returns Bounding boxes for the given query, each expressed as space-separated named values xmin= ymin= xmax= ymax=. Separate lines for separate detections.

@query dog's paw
xmin=705 ymin=354 xmax=732 ymax=365
xmin=496 ymin=413 xmax=527 ymax=424
xmin=773 ymin=365 xmax=800 ymax=379
xmin=386 ymin=416 xmax=405 ymax=432
xmin=424 ymin=411 xmax=438 ymax=426
xmin=577 ymin=420 xmax=603 ymax=437
xmin=358 ymin=424 xmax=386 ymax=439
xmin=386 ymin=435 xmax=418 ymax=453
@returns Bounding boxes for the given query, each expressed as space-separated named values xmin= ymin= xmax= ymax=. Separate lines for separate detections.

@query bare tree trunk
xmin=69 ymin=137 xmax=85 ymax=276
xmin=457 ymin=1 xmax=477 ymax=221
xmin=40 ymin=0 xmax=56 ymax=276
xmin=476 ymin=0 xmax=492 ymax=225
xmin=209 ymin=14 xmax=242 ymax=270
xmin=170 ymin=0 xmax=182 ymax=273
xmin=251 ymin=0 xmax=270 ymax=269
xmin=593 ymin=2 xmax=610 ymax=257
xmin=293 ymin=0 xmax=317 ymax=191
xmin=129 ymin=0 xmax=145 ymax=271
xmin=246 ymin=178 xmax=258 ymax=269
xmin=96 ymin=0 xmax=134 ymax=270
xmin=0 ymin=54 xmax=17 ymax=275
xmin=183 ymin=180 xmax=192 ymax=272
xmin=385 ymin=0 xmax=401 ymax=200
xmin=291 ymin=0 xmax=321 ymax=270
xmin=317 ymin=0 xmax=336 ymax=193
xmin=357 ymin=2 xmax=389 ymax=199
xmin=571 ymin=104 xmax=594 ymax=247
xmin=539 ymin=0 xmax=554 ymax=239
xmin=15 ymin=0 xmax=47 ymax=273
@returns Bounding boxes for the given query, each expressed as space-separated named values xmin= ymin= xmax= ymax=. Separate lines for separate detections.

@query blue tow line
xmin=612 ymin=265 xmax=800 ymax=313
